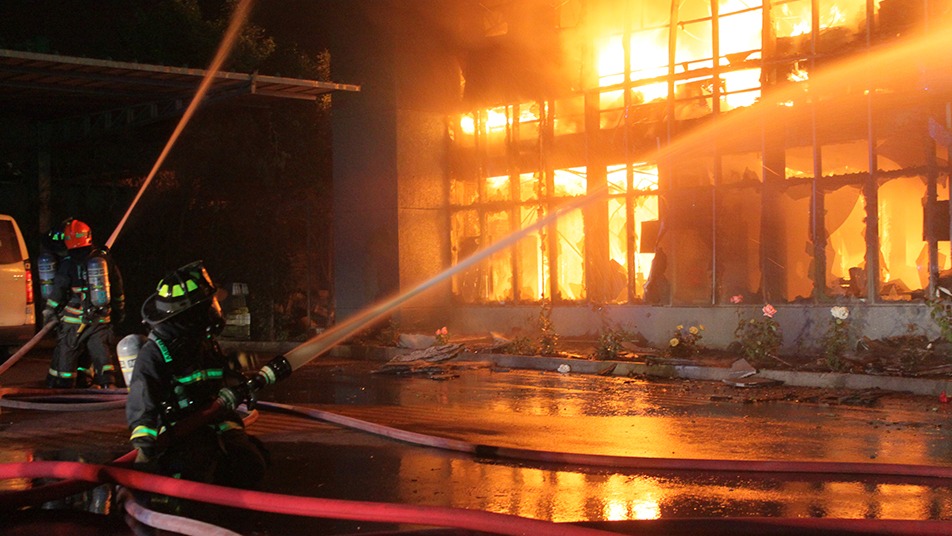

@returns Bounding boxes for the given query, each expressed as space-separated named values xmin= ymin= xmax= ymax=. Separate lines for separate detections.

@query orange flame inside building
xmin=450 ymin=0 xmax=950 ymax=306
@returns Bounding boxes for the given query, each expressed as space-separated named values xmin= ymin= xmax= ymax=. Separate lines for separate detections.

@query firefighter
xmin=43 ymin=219 xmax=125 ymax=388
xmin=127 ymin=260 xmax=267 ymax=491
xmin=39 ymin=218 xmax=95 ymax=388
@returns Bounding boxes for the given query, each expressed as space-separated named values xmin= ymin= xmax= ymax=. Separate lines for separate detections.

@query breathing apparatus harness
xmin=135 ymin=261 xmax=292 ymax=445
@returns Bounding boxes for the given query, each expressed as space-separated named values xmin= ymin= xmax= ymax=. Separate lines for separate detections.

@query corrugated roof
xmin=0 ymin=48 xmax=360 ymax=120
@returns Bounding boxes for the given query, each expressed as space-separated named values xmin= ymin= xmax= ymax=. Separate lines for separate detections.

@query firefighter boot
xmin=76 ymin=366 xmax=94 ymax=388
xmin=45 ymin=372 xmax=76 ymax=389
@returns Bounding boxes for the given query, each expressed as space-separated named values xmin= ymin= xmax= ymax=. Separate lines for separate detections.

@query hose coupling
xmin=217 ymin=355 xmax=293 ymax=410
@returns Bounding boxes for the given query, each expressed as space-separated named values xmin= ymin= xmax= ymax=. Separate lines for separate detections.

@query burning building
xmin=328 ymin=0 xmax=952 ymax=351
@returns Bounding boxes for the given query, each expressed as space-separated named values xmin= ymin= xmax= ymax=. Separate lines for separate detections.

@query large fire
xmin=452 ymin=0 xmax=942 ymax=305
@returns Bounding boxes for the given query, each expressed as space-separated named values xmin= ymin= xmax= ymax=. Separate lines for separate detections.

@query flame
xmin=788 ymin=62 xmax=810 ymax=82
xmin=595 ymin=2 xmax=765 ymax=112
xmin=775 ymin=0 xmax=865 ymax=38
xmin=460 ymin=105 xmax=540 ymax=136
xmin=460 ymin=114 xmax=475 ymax=135
xmin=451 ymin=0 xmax=938 ymax=305
xmin=597 ymin=35 xmax=625 ymax=87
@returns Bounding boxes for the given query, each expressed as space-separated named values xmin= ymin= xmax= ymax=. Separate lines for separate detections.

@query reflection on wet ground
xmin=5 ymin=357 xmax=952 ymax=534
xmin=269 ymin=360 xmax=952 ymax=464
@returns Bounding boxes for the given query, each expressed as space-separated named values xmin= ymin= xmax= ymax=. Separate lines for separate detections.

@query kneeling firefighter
xmin=126 ymin=261 xmax=268 ymax=489
xmin=43 ymin=219 xmax=125 ymax=388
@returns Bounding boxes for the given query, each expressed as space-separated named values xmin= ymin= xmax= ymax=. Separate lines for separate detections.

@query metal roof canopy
xmin=0 ymin=48 xmax=360 ymax=123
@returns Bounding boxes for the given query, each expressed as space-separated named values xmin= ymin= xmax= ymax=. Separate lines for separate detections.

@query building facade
xmin=330 ymin=0 xmax=952 ymax=351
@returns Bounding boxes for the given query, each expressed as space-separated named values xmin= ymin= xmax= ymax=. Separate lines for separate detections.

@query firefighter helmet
xmin=63 ymin=219 xmax=93 ymax=249
xmin=43 ymin=217 xmax=74 ymax=255
xmin=141 ymin=261 xmax=220 ymax=326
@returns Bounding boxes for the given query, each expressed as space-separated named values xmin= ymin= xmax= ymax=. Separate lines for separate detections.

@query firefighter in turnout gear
xmin=40 ymin=218 xmax=95 ymax=387
xmin=44 ymin=219 xmax=125 ymax=388
xmin=127 ymin=261 xmax=267 ymax=490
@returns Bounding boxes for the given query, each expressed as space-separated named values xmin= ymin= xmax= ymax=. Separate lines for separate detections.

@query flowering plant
xmin=734 ymin=304 xmax=783 ymax=365
xmin=821 ymin=306 xmax=851 ymax=371
xmin=667 ymin=323 xmax=704 ymax=357
xmin=434 ymin=326 xmax=449 ymax=345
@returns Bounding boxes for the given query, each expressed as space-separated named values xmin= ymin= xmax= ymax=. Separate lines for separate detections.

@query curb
xmin=218 ymin=341 xmax=952 ymax=398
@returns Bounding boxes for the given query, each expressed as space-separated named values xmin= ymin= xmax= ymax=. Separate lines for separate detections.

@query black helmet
xmin=141 ymin=261 xmax=219 ymax=326
xmin=43 ymin=217 xmax=74 ymax=256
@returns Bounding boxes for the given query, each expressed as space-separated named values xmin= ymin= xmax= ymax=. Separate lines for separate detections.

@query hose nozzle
xmin=218 ymin=355 xmax=293 ymax=410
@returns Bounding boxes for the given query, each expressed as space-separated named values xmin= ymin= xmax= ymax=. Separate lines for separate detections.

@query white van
xmin=0 ymin=214 xmax=36 ymax=359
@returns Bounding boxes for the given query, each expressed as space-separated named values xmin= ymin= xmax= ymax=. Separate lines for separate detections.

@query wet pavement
xmin=4 ymin=350 xmax=952 ymax=535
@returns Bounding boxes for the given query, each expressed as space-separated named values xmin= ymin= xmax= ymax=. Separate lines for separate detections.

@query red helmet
xmin=63 ymin=219 xmax=93 ymax=249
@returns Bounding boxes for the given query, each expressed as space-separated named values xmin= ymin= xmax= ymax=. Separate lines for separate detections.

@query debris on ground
xmin=721 ymin=376 xmax=784 ymax=388
xmin=728 ymin=358 xmax=757 ymax=379
xmin=398 ymin=333 xmax=439 ymax=349
xmin=646 ymin=357 xmax=696 ymax=366
xmin=853 ymin=332 xmax=950 ymax=377
xmin=372 ymin=359 xmax=493 ymax=380
xmin=913 ymin=364 xmax=952 ymax=377
xmin=831 ymin=388 xmax=889 ymax=407
xmin=373 ymin=343 xmax=473 ymax=379
xmin=387 ymin=343 xmax=465 ymax=364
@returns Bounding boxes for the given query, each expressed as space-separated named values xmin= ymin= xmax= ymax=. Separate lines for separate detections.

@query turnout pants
xmin=46 ymin=322 xmax=119 ymax=388
xmin=140 ymin=425 xmax=268 ymax=488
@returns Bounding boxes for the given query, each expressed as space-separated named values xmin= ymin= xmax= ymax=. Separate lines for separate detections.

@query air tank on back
xmin=86 ymin=256 xmax=110 ymax=308
xmin=37 ymin=252 xmax=58 ymax=301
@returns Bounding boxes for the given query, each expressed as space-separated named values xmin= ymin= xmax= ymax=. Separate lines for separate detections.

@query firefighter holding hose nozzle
xmin=43 ymin=219 xmax=125 ymax=389
xmin=126 ymin=260 xmax=268 ymax=501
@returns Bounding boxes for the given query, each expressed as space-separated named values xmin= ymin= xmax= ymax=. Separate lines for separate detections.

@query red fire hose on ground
xmin=7 ymin=459 xmax=952 ymax=536
xmin=0 ymin=460 xmax=620 ymax=536
xmin=0 ymin=318 xmax=58 ymax=378
xmin=5 ymin=390 xmax=952 ymax=535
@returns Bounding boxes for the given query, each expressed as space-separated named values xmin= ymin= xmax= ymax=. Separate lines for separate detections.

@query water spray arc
xmin=7 ymin=11 xmax=952 ymax=535
xmin=218 ymin=19 xmax=952 ymax=416
xmin=209 ymin=187 xmax=612 ymax=419
xmin=0 ymin=0 xmax=256 ymax=381
xmin=105 ymin=0 xmax=255 ymax=250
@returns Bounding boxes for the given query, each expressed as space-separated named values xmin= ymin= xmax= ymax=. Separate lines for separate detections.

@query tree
xmin=0 ymin=0 xmax=335 ymax=338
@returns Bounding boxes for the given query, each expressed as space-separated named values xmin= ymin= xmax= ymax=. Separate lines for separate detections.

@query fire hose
xmin=0 ymin=0 xmax=256 ymax=384
xmin=0 ymin=317 xmax=58 ymax=378
xmin=117 ymin=486 xmax=242 ymax=536
xmin=0 ymin=460 xmax=619 ymax=536
xmin=252 ymin=400 xmax=952 ymax=481
xmin=0 ymin=405 xmax=258 ymax=510
xmin=8 ymin=458 xmax=952 ymax=536
xmin=7 ymin=385 xmax=952 ymax=535
xmin=0 ymin=387 xmax=127 ymax=411
xmin=6 ymin=395 xmax=952 ymax=535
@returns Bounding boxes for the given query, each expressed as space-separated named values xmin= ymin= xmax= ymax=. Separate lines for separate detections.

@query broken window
xmin=823 ymin=182 xmax=867 ymax=299
xmin=718 ymin=153 xmax=764 ymax=303
xmin=447 ymin=0 xmax=949 ymax=308
xmin=878 ymin=175 xmax=929 ymax=301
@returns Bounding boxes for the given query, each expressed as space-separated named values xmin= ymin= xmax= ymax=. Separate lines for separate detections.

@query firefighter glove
xmin=132 ymin=436 xmax=157 ymax=460
xmin=41 ymin=307 xmax=57 ymax=324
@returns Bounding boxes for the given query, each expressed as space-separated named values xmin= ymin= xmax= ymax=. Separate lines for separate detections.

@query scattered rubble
xmin=363 ymin=328 xmax=952 ymax=391
xmin=386 ymin=343 xmax=465 ymax=364
xmin=373 ymin=343 xmax=474 ymax=379
xmin=721 ymin=376 xmax=784 ymax=388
